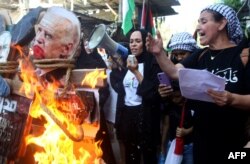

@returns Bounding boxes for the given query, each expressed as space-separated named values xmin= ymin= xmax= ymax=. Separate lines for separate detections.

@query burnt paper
xmin=0 ymin=94 xmax=31 ymax=160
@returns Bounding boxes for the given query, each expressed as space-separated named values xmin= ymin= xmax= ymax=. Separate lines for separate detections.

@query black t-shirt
xmin=165 ymin=98 xmax=194 ymax=145
xmin=181 ymin=46 xmax=250 ymax=163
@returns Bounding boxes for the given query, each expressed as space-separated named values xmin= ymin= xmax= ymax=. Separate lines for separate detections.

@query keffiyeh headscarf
xmin=168 ymin=32 xmax=199 ymax=52
xmin=201 ymin=3 xmax=243 ymax=44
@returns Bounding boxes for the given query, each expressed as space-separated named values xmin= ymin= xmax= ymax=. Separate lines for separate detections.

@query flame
xmin=81 ymin=69 xmax=107 ymax=88
xmin=94 ymin=140 xmax=104 ymax=164
xmin=25 ymin=116 xmax=92 ymax=163
xmin=16 ymin=47 xmax=105 ymax=163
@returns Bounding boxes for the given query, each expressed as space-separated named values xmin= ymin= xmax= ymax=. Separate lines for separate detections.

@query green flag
xmin=122 ymin=0 xmax=135 ymax=35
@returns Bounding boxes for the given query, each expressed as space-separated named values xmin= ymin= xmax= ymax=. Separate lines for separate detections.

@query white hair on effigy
xmin=43 ymin=6 xmax=81 ymax=57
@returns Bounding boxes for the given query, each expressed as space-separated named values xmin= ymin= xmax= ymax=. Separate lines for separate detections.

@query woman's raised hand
xmin=146 ymin=30 xmax=164 ymax=55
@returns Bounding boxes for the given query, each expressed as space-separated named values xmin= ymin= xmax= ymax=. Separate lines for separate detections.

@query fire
xmin=25 ymin=115 xmax=91 ymax=163
xmin=16 ymin=48 xmax=105 ymax=163
xmin=81 ymin=69 xmax=107 ymax=88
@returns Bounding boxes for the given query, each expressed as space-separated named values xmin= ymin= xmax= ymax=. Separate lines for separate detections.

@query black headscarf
xmin=129 ymin=29 xmax=149 ymax=63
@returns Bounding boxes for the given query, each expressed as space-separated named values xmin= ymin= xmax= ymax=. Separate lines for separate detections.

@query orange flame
xmin=16 ymin=47 xmax=105 ymax=163
xmin=81 ymin=69 xmax=107 ymax=88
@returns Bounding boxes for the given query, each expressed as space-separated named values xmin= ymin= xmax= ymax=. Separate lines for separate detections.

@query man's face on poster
xmin=33 ymin=15 xmax=72 ymax=59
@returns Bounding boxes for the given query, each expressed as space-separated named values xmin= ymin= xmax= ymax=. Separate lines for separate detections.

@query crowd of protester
xmin=0 ymin=2 xmax=250 ymax=164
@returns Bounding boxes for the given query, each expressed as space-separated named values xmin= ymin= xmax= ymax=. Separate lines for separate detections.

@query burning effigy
xmin=0 ymin=6 xmax=106 ymax=164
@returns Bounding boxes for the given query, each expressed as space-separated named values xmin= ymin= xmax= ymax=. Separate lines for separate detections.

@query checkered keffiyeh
xmin=168 ymin=32 xmax=198 ymax=52
xmin=202 ymin=3 xmax=243 ymax=44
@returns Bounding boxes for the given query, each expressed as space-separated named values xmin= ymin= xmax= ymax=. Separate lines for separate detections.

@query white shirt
xmin=123 ymin=63 xmax=144 ymax=106
xmin=103 ymin=69 xmax=118 ymax=123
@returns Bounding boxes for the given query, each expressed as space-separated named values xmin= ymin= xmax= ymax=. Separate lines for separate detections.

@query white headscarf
xmin=201 ymin=3 xmax=243 ymax=44
xmin=168 ymin=32 xmax=199 ymax=52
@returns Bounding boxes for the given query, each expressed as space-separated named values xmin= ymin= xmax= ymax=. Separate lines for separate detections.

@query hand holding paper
xmin=178 ymin=68 xmax=226 ymax=102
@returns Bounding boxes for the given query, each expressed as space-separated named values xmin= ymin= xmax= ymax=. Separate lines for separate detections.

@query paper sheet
xmin=179 ymin=68 xmax=226 ymax=102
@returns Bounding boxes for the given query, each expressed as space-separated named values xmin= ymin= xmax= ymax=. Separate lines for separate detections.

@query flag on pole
xmin=140 ymin=0 xmax=156 ymax=36
xmin=165 ymin=139 xmax=183 ymax=164
xmin=122 ymin=0 xmax=135 ymax=35
xmin=165 ymin=99 xmax=186 ymax=164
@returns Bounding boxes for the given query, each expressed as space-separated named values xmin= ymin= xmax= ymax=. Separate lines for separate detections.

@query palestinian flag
xmin=140 ymin=0 xmax=156 ymax=36
xmin=122 ymin=0 xmax=135 ymax=35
